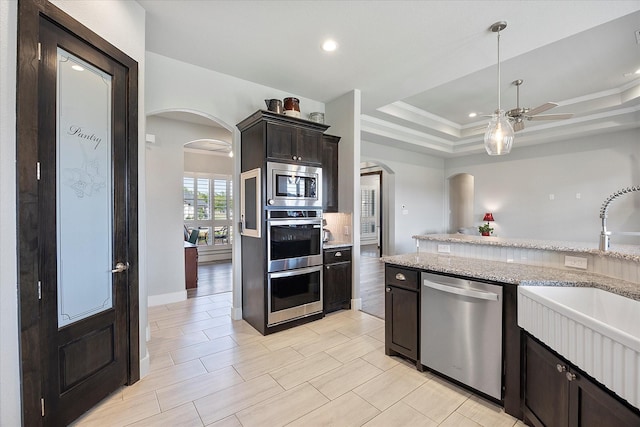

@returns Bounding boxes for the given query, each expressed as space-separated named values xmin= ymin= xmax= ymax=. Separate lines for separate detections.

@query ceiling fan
xmin=505 ymin=79 xmax=574 ymax=132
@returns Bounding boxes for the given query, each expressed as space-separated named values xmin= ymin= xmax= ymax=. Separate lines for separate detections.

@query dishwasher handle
xmin=423 ymin=280 xmax=499 ymax=301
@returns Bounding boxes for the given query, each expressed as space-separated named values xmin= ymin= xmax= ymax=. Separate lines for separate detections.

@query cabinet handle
xmin=556 ymin=364 xmax=567 ymax=373
xmin=395 ymin=273 xmax=406 ymax=281
xmin=298 ymin=156 xmax=302 ymax=161
xmin=386 ymin=287 xmax=392 ymax=292
xmin=292 ymin=155 xmax=298 ymax=161
xmin=335 ymin=251 xmax=342 ymax=257
xmin=326 ymin=265 xmax=330 ymax=270
xmin=566 ymin=372 xmax=576 ymax=381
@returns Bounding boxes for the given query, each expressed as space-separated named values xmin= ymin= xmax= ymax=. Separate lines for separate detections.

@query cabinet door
xmin=324 ymin=261 xmax=351 ymax=313
xmin=266 ymin=123 xmax=296 ymax=162
xmin=569 ymin=369 xmax=640 ymax=427
xmin=385 ymin=286 xmax=418 ymax=360
xmin=524 ymin=336 xmax=570 ymax=427
xmin=322 ymin=135 xmax=339 ymax=212
xmin=297 ymin=128 xmax=322 ymax=164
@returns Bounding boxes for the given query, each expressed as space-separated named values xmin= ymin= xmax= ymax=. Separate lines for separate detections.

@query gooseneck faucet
xmin=599 ymin=185 xmax=640 ymax=251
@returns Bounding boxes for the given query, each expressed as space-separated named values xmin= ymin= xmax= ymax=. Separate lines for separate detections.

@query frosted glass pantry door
xmin=56 ymin=48 xmax=113 ymax=328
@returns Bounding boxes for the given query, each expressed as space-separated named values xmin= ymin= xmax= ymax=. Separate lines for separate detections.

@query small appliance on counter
xmin=323 ymin=228 xmax=331 ymax=242
xmin=322 ymin=218 xmax=331 ymax=242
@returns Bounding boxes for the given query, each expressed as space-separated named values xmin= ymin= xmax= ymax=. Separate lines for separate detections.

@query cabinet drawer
xmin=385 ymin=266 xmax=419 ymax=290
xmin=324 ymin=248 xmax=352 ymax=264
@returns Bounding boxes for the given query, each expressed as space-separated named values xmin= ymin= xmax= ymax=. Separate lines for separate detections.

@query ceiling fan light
xmin=484 ymin=110 xmax=514 ymax=155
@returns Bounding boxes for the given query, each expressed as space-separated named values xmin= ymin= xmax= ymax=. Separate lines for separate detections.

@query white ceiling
xmin=138 ymin=1 xmax=640 ymax=158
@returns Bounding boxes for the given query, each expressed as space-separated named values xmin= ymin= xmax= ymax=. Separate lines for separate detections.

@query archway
xmin=144 ymin=109 xmax=236 ymax=302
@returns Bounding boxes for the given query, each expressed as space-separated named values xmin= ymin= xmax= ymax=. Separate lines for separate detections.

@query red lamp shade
xmin=483 ymin=212 xmax=495 ymax=222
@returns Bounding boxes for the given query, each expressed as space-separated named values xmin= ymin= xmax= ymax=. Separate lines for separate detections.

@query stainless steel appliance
xmin=267 ymin=265 xmax=322 ymax=326
xmin=266 ymin=162 xmax=322 ymax=207
xmin=267 ymin=209 xmax=322 ymax=272
xmin=421 ymin=272 xmax=503 ymax=400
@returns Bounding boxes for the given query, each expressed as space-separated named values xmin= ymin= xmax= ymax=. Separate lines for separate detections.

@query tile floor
xmin=73 ymin=292 xmax=525 ymax=426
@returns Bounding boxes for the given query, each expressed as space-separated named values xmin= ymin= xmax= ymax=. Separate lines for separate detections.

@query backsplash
xmin=416 ymin=237 xmax=639 ymax=285
xmin=323 ymin=212 xmax=352 ymax=244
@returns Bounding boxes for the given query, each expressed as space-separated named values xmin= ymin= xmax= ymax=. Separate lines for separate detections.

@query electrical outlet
xmin=343 ymin=225 xmax=350 ymax=236
xmin=565 ymin=255 xmax=588 ymax=269
xmin=437 ymin=244 xmax=451 ymax=253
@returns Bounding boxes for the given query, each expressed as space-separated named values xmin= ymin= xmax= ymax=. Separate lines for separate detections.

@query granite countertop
xmin=323 ymin=241 xmax=353 ymax=249
xmin=381 ymin=252 xmax=640 ymax=301
xmin=413 ymin=234 xmax=640 ymax=262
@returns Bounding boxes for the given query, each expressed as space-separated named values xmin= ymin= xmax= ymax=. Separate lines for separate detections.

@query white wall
xmin=0 ymin=1 xmax=19 ymax=424
xmin=1 ymin=1 xmax=147 ymax=424
xmin=145 ymin=52 xmax=326 ymax=313
xmin=185 ymin=151 xmax=233 ymax=175
xmin=362 ymin=141 xmax=446 ymax=254
xmin=325 ymin=90 xmax=362 ymax=308
xmin=445 ymin=129 xmax=640 ymax=244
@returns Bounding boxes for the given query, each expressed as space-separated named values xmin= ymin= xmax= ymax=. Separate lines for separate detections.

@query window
xmin=184 ymin=173 xmax=233 ymax=246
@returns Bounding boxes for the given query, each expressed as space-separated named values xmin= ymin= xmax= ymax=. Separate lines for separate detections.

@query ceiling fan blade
xmin=528 ymin=113 xmax=574 ymax=121
xmin=527 ymin=102 xmax=559 ymax=116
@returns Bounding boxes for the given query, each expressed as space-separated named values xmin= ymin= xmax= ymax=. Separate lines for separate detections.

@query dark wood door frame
xmin=16 ymin=1 xmax=139 ymax=425
xmin=360 ymin=170 xmax=383 ymax=257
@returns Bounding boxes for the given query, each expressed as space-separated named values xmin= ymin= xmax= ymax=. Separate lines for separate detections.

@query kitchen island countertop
xmin=382 ymin=252 xmax=640 ymax=301
xmin=323 ymin=241 xmax=353 ymax=249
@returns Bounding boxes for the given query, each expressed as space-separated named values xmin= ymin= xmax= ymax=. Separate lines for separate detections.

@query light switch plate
xmin=565 ymin=255 xmax=588 ymax=269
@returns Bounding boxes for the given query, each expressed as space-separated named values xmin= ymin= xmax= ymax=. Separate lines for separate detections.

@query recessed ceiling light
xmin=322 ymin=39 xmax=338 ymax=52
xmin=468 ymin=112 xmax=477 ymax=118
xmin=71 ymin=64 xmax=84 ymax=72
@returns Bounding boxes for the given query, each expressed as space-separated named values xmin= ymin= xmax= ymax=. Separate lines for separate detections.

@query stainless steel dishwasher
xmin=421 ymin=272 xmax=503 ymax=400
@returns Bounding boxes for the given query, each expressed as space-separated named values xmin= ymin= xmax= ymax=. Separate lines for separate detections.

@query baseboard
xmin=147 ymin=290 xmax=187 ymax=307
xmin=351 ymin=298 xmax=362 ymax=310
xmin=139 ymin=349 xmax=150 ymax=379
xmin=230 ymin=306 xmax=242 ymax=320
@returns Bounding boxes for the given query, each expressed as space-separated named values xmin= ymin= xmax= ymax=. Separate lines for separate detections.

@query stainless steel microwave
xmin=266 ymin=162 xmax=322 ymax=208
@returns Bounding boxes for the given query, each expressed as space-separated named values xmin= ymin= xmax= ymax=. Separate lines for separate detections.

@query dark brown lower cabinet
xmin=384 ymin=265 xmax=421 ymax=370
xmin=323 ymin=248 xmax=352 ymax=313
xmin=523 ymin=334 xmax=640 ymax=427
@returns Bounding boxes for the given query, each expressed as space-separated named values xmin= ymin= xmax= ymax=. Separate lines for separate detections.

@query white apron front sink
xmin=518 ymin=285 xmax=640 ymax=409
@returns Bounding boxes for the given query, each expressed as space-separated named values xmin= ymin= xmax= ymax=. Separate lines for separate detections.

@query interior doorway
xmin=360 ymin=171 xmax=382 ymax=258
xmin=146 ymin=111 xmax=234 ymax=299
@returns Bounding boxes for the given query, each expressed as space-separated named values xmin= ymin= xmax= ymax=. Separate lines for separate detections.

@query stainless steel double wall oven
xmin=265 ymin=162 xmax=323 ymax=326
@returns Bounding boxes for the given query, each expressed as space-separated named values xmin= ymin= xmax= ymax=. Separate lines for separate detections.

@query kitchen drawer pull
xmin=334 ymin=251 xmax=342 ymax=257
xmin=395 ymin=273 xmax=406 ymax=281
xmin=386 ymin=287 xmax=391 ymax=292
xmin=566 ymin=372 xmax=576 ymax=381
xmin=556 ymin=364 xmax=567 ymax=373
xmin=423 ymin=280 xmax=499 ymax=301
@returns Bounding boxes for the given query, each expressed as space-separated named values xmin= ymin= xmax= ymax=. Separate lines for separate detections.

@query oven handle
xmin=267 ymin=220 xmax=322 ymax=227
xmin=423 ymin=280 xmax=499 ymax=301
xmin=268 ymin=264 xmax=323 ymax=279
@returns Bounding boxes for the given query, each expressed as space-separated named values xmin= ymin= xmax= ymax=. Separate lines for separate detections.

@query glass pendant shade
xmin=484 ymin=110 xmax=514 ymax=155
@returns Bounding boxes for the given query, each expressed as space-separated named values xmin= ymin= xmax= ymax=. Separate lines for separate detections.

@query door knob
xmin=111 ymin=262 xmax=129 ymax=273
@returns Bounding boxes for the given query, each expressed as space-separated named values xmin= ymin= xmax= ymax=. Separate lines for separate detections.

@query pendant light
xmin=484 ymin=21 xmax=514 ymax=156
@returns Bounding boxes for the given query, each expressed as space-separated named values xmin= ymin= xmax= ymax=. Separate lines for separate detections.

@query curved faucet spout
xmin=598 ymin=185 xmax=640 ymax=251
